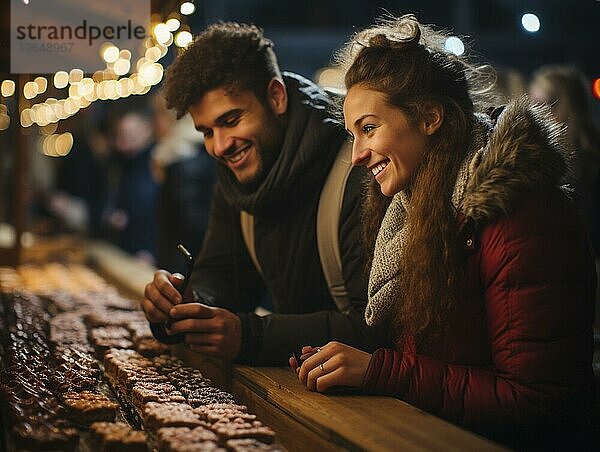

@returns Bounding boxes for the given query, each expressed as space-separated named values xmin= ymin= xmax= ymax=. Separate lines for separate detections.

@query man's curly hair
xmin=164 ymin=22 xmax=282 ymax=118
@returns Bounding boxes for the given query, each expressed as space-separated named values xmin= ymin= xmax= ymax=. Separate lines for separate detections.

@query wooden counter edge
xmin=233 ymin=366 xmax=508 ymax=452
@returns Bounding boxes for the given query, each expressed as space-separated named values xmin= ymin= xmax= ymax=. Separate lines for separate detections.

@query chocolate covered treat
xmin=157 ymin=426 xmax=222 ymax=452
xmin=90 ymin=326 xmax=134 ymax=357
xmin=86 ymin=309 xmax=146 ymax=328
xmin=90 ymin=422 xmax=148 ymax=452
xmin=12 ymin=422 xmax=79 ymax=451
xmin=62 ymin=391 xmax=119 ymax=425
xmin=186 ymin=386 xmax=235 ymax=407
xmin=225 ymin=439 xmax=286 ymax=451
xmin=212 ymin=420 xmax=276 ymax=445
xmin=193 ymin=404 xmax=254 ymax=424
xmin=143 ymin=402 xmax=208 ymax=430
xmin=131 ymin=383 xmax=185 ymax=410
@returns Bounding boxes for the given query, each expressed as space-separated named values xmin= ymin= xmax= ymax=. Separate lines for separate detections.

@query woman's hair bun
xmin=367 ymin=14 xmax=421 ymax=50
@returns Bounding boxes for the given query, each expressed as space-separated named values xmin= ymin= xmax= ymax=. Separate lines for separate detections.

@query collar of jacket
xmin=217 ymin=72 xmax=346 ymax=215
xmin=460 ymin=96 xmax=571 ymax=229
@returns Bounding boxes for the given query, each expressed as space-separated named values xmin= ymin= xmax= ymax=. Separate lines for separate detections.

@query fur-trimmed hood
xmin=461 ymin=97 xmax=570 ymax=226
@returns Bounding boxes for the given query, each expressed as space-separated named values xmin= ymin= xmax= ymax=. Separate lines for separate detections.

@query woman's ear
xmin=421 ymin=102 xmax=444 ymax=136
xmin=266 ymin=78 xmax=288 ymax=115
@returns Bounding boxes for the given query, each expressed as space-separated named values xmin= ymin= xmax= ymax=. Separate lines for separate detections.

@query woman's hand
xmin=292 ymin=341 xmax=372 ymax=392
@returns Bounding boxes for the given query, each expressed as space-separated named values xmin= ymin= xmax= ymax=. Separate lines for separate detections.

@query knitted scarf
xmin=365 ymin=119 xmax=489 ymax=326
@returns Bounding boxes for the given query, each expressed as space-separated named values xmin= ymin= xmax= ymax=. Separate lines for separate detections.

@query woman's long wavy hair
xmin=338 ymin=14 xmax=494 ymax=344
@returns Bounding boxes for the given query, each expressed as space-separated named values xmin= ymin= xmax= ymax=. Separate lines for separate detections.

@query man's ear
xmin=266 ymin=78 xmax=288 ymax=115
xmin=421 ymin=102 xmax=444 ymax=136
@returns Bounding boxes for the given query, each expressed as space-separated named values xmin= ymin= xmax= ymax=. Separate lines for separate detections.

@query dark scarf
xmin=218 ymin=72 xmax=346 ymax=215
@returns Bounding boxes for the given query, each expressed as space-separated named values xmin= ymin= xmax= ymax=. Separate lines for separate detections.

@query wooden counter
xmin=87 ymin=240 xmax=506 ymax=451
xmin=232 ymin=366 xmax=505 ymax=452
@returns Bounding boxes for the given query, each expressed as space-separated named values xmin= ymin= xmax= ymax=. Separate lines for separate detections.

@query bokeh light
xmin=180 ymin=2 xmax=195 ymax=15
xmin=593 ymin=78 xmax=600 ymax=100
xmin=102 ymin=45 xmax=120 ymax=63
xmin=175 ymin=31 xmax=193 ymax=48
xmin=1 ymin=80 xmax=15 ymax=97
xmin=444 ymin=36 xmax=465 ymax=56
xmin=54 ymin=71 xmax=69 ymax=89
xmin=522 ymin=13 xmax=540 ymax=33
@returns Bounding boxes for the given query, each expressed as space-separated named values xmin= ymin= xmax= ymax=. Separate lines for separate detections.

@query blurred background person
xmin=492 ymin=65 xmax=527 ymax=104
xmin=530 ymin=65 xmax=600 ymax=322
xmin=47 ymin=111 xmax=110 ymax=236
xmin=151 ymin=93 xmax=216 ymax=275
xmin=106 ymin=98 xmax=158 ymax=265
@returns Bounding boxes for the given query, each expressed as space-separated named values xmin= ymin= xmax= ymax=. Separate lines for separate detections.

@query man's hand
xmin=142 ymin=270 xmax=185 ymax=323
xmin=295 ymin=341 xmax=372 ymax=392
xmin=166 ymin=303 xmax=242 ymax=360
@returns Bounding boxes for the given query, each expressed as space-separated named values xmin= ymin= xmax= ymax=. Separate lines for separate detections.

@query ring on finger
xmin=319 ymin=363 xmax=325 ymax=373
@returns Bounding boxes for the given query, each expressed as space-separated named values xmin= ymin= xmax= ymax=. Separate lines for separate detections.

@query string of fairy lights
xmin=0 ymin=0 xmax=197 ymax=157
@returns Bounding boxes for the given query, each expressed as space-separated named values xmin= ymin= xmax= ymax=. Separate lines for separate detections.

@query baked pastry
xmin=90 ymin=421 xmax=148 ymax=452
xmin=62 ymin=391 xmax=119 ymax=425
xmin=143 ymin=402 xmax=208 ymax=430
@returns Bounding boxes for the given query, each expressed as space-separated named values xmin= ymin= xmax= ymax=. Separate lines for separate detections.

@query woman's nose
xmin=351 ymin=142 xmax=370 ymax=167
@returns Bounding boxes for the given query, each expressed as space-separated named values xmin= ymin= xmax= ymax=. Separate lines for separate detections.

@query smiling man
xmin=141 ymin=22 xmax=387 ymax=366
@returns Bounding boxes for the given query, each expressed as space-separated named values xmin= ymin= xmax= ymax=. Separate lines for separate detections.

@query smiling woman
xmin=344 ymin=88 xmax=436 ymax=196
xmin=293 ymin=14 xmax=597 ymax=449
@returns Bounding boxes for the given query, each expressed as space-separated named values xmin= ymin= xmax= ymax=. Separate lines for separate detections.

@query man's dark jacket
xmin=153 ymin=73 xmax=388 ymax=365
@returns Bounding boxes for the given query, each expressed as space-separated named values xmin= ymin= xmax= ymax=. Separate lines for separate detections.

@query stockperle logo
xmin=11 ymin=0 xmax=150 ymax=73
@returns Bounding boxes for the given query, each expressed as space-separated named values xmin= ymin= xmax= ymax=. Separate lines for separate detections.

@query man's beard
xmin=241 ymin=109 xmax=286 ymax=189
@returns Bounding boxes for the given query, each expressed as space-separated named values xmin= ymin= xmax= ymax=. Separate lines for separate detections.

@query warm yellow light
xmin=153 ymin=23 xmax=171 ymax=44
xmin=157 ymin=43 xmax=169 ymax=57
xmin=103 ymin=45 xmax=120 ymax=63
xmin=34 ymin=77 xmax=48 ymax=94
xmin=40 ymin=122 xmax=58 ymax=136
xmin=69 ymin=69 xmax=84 ymax=84
xmin=119 ymin=78 xmax=134 ymax=97
xmin=136 ymin=57 xmax=149 ymax=71
xmin=23 ymin=81 xmax=38 ymax=99
xmin=175 ymin=31 xmax=193 ymax=48
xmin=0 ymin=114 xmax=10 ymax=131
xmin=113 ymin=59 xmax=131 ymax=76
xmin=54 ymin=71 xmax=69 ymax=89
xmin=180 ymin=1 xmax=195 ymax=15
xmin=145 ymin=47 xmax=161 ymax=62
xmin=20 ymin=109 xmax=34 ymax=127
xmin=119 ymin=49 xmax=132 ymax=61
xmin=139 ymin=62 xmax=163 ymax=86
xmin=80 ymin=78 xmax=95 ymax=96
xmin=43 ymin=134 xmax=59 ymax=156
xmin=44 ymin=104 xmax=58 ymax=124
xmin=104 ymin=80 xmax=118 ymax=99
xmin=35 ymin=106 xmax=48 ymax=127
xmin=56 ymin=132 xmax=73 ymax=156
xmin=1 ymin=80 xmax=16 ymax=97
xmin=97 ymin=81 xmax=107 ymax=100
xmin=55 ymin=100 xmax=67 ymax=119
xmin=166 ymin=18 xmax=181 ymax=32
xmin=64 ymin=98 xmax=78 ymax=115
xmin=103 ymin=68 xmax=117 ymax=81
xmin=78 ymin=97 xmax=92 ymax=109
xmin=92 ymin=71 xmax=104 ymax=83
xmin=68 ymin=83 xmax=81 ymax=99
